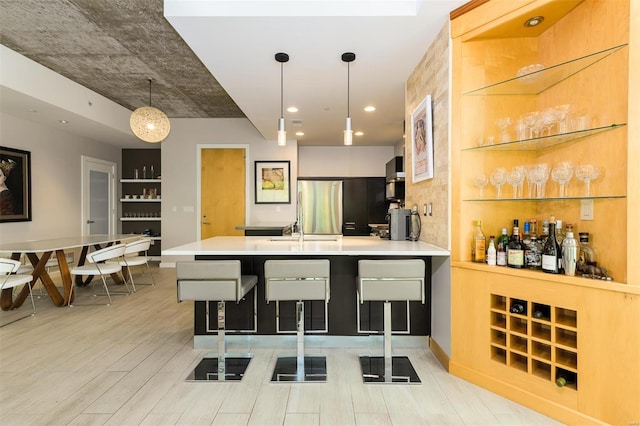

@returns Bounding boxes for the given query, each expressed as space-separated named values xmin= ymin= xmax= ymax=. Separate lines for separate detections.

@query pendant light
xmin=129 ymin=77 xmax=171 ymax=143
xmin=342 ymin=52 xmax=356 ymax=146
xmin=275 ymin=52 xmax=289 ymax=146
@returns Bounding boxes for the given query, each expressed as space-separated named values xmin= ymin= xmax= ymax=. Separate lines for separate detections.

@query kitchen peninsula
xmin=163 ymin=236 xmax=450 ymax=348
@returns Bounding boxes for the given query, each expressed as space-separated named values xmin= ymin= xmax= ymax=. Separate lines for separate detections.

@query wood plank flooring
xmin=0 ymin=266 xmax=563 ymax=425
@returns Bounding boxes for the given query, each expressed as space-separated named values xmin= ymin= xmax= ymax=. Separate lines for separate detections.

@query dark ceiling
xmin=0 ymin=0 xmax=245 ymax=119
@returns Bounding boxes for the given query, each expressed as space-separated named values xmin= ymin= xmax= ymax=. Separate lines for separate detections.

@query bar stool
xmin=356 ymin=259 xmax=425 ymax=383
xmin=264 ymin=259 xmax=330 ymax=382
xmin=177 ymin=260 xmax=257 ymax=381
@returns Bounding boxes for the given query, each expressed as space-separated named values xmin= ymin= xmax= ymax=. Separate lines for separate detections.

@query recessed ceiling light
xmin=287 ymin=106 xmax=298 ymax=113
xmin=355 ymin=131 xmax=364 ymax=136
xmin=364 ymin=106 xmax=376 ymax=112
xmin=295 ymin=132 xmax=304 ymax=136
xmin=524 ymin=15 xmax=544 ymax=27
xmin=59 ymin=120 xmax=69 ymax=124
xmin=28 ymin=109 xmax=38 ymax=113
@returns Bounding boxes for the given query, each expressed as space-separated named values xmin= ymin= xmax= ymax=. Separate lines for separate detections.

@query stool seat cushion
xmin=265 ymin=259 xmax=330 ymax=302
xmin=357 ymin=259 xmax=425 ymax=303
xmin=176 ymin=261 xmax=257 ymax=302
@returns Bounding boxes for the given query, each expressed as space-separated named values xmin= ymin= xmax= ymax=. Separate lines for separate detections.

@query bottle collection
xmin=472 ymin=217 xmax=611 ymax=280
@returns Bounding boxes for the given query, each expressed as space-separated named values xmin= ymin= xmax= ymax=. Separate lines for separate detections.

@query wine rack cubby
xmin=490 ymin=294 xmax=578 ymax=390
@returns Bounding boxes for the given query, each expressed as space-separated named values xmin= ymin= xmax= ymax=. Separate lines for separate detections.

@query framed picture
xmin=0 ymin=146 xmax=32 ymax=222
xmin=411 ymin=95 xmax=434 ymax=183
xmin=255 ymin=160 xmax=291 ymax=204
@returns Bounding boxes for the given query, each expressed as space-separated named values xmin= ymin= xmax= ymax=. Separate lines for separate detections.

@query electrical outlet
xmin=423 ymin=203 xmax=427 ymax=216
xmin=428 ymin=202 xmax=433 ymax=216
xmin=580 ymin=199 xmax=594 ymax=220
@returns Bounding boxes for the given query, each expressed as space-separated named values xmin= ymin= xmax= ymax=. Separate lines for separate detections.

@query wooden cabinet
xmin=449 ymin=1 xmax=639 ymax=424
xmin=120 ymin=149 xmax=161 ymax=259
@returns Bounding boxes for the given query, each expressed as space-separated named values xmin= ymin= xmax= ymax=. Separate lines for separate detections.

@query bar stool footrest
xmin=271 ymin=356 xmax=327 ymax=383
xmin=186 ymin=355 xmax=252 ymax=381
xmin=359 ymin=355 xmax=421 ymax=384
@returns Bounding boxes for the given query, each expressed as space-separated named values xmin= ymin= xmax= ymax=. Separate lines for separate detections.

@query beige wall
xmin=405 ymin=22 xmax=451 ymax=250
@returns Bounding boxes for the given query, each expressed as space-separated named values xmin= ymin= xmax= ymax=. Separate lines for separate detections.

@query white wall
xmin=298 ymin=146 xmax=394 ymax=177
xmin=0 ymin=112 xmax=121 ymax=243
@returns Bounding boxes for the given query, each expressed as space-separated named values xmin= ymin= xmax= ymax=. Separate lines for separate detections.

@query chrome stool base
xmin=187 ymin=354 xmax=252 ymax=381
xmin=271 ymin=356 xmax=327 ymax=382
xmin=359 ymin=355 xmax=421 ymax=384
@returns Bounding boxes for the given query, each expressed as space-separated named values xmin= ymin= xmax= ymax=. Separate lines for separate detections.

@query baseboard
xmin=449 ymin=361 xmax=604 ymax=425
xmin=429 ymin=337 xmax=449 ymax=372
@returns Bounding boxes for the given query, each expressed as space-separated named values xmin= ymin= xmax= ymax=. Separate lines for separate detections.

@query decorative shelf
xmin=463 ymin=195 xmax=625 ymax=202
xmin=120 ymin=179 xmax=161 ymax=183
xmin=463 ymin=124 xmax=626 ymax=152
xmin=464 ymin=44 xmax=627 ymax=96
xmin=120 ymin=198 xmax=161 ymax=202
xmin=120 ymin=218 xmax=161 ymax=221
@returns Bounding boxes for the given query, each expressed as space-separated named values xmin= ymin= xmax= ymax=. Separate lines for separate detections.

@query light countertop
xmin=163 ymin=236 xmax=449 ymax=257
xmin=234 ymin=222 xmax=294 ymax=230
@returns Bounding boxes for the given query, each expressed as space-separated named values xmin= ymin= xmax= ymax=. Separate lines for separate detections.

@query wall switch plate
xmin=428 ymin=202 xmax=433 ymax=216
xmin=580 ymin=199 xmax=594 ymax=220
xmin=423 ymin=203 xmax=427 ymax=216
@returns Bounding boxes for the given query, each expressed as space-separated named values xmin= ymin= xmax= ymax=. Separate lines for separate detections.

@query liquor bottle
xmin=142 ymin=165 xmax=147 ymax=179
xmin=522 ymin=221 xmax=533 ymax=268
xmin=507 ymin=220 xmax=525 ymax=269
xmin=542 ymin=220 xmax=561 ymax=274
xmin=150 ymin=165 xmax=155 ymax=179
xmin=578 ymin=232 xmax=598 ymax=266
xmin=496 ymin=228 xmax=509 ymax=266
xmin=487 ymin=236 xmax=497 ymax=266
xmin=555 ymin=219 xmax=565 ymax=273
xmin=471 ymin=220 xmax=486 ymax=263
xmin=562 ymin=224 xmax=578 ymax=276
xmin=539 ymin=220 xmax=550 ymax=246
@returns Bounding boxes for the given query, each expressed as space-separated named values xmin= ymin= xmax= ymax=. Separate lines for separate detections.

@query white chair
xmin=357 ymin=259 xmax=425 ymax=383
xmin=0 ymin=258 xmax=36 ymax=327
xmin=119 ymin=239 xmax=156 ymax=292
xmin=69 ymin=244 xmax=128 ymax=306
xmin=177 ymin=260 xmax=258 ymax=381
xmin=264 ymin=259 xmax=330 ymax=382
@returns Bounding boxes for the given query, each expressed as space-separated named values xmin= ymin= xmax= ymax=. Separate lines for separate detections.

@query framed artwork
xmin=255 ymin=160 xmax=291 ymax=204
xmin=0 ymin=146 xmax=32 ymax=222
xmin=411 ymin=95 xmax=434 ymax=183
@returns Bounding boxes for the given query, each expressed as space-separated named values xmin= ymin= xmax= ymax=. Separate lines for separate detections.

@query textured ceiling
xmin=0 ymin=0 xmax=244 ymax=119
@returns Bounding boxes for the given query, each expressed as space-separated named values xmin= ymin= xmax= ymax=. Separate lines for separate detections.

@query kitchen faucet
xmin=297 ymin=191 xmax=304 ymax=243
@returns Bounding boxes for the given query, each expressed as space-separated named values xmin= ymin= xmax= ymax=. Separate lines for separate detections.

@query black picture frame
xmin=255 ymin=160 xmax=291 ymax=204
xmin=0 ymin=146 xmax=32 ymax=223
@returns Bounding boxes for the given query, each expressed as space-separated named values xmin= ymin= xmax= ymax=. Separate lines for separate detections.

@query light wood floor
xmin=0 ymin=265 xmax=563 ymax=425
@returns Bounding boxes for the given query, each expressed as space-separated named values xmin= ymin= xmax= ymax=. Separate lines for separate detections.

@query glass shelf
xmin=464 ymin=44 xmax=627 ymax=96
xmin=120 ymin=198 xmax=161 ymax=202
xmin=120 ymin=218 xmax=161 ymax=221
xmin=463 ymin=124 xmax=626 ymax=152
xmin=464 ymin=195 xmax=625 ymax=202
xmin=120 ymin=179 xmax=161 ymax=183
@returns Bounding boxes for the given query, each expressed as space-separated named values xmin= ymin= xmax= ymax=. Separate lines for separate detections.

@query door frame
xmin=196 ymin=144 xmax=251 ymax=238
xmin=81 ymin=155 xmax=117 ymax=236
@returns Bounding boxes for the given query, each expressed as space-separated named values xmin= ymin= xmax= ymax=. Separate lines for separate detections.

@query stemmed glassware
xmin=496 ymin=117 xmax=512 ymax=143
xmin=551 ymin=162 xmax=574 ymax=197
xmin=507 ymin=168 xmax=525 ymax=198
xmin=473 ymin=174 xmax=489 ymax=198
xmin=575 ymin=164 xmax=600 ymax=196
xmin=530 ymin=163 xmax=550 ymax=198
xmin=490 ymin=168 xmax=508 ymax=199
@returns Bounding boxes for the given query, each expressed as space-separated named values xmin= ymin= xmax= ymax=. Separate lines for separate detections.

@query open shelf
xmin=463 ymin=194 xmax=625 ymax=202
xmin=463 ymin=44 xmax=627 ymax=96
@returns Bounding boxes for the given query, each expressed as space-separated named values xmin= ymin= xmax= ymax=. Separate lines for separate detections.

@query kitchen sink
xmin=269 ymin=235 xmax=340 ymax=242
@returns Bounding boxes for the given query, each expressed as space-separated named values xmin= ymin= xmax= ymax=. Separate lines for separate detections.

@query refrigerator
xmin=297 ymin=180 xmax=343 ymax=235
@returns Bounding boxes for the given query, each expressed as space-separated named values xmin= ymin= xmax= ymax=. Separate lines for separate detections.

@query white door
xmin=81 ymin=156 xmax=117 ymax=235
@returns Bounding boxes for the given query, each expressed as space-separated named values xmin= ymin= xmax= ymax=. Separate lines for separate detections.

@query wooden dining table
xmin=0 ymin=234 xmax=140 ymax=309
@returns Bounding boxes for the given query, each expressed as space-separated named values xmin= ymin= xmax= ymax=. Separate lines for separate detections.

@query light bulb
xmin=344 ymin=117 xmax=353 ymax=145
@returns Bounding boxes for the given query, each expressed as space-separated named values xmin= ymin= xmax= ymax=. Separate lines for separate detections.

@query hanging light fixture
xmin=342 ymin=52 xmax=356 ymax=146
xmin=275 ymin=52 xmax=289 ymax=146
xmin=129 ymin=77 xmax=171 ymax=143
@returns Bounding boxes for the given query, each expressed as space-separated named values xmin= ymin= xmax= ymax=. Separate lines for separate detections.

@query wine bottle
xmin=555 ymin=219 xmax=564 ymax=274
xmin=471 ymin=220 xmax=486 ymax=263
xmin=496 ymin=228 xmax=509 ymax=266
xmin=542 ymin=220 xmax=561 ymax=274
xmin=562 ymin=224 xmax=578 ymax=276
xmin=509 ymin=299 xmax=527 ymax=314
xmin=507 ymin=220 xmax=525 ymax=269
xmin=556 ymin=368 xmax=577 ymax=388
xmin=487 ymin=236 xmax=497 ymax=266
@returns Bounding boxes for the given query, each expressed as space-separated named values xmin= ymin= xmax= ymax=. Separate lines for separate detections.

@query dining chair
xmin=69 ymin=244 xmax=128 ymax=306
xmin=119 ymin=239 xmax=156 ymax=292
xmin=0 ymin=258 xmax=36 ymax=327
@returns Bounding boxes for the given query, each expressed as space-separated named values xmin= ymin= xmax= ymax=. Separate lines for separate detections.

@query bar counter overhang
xmin=163 ymin=236 xmax=450 ymax=348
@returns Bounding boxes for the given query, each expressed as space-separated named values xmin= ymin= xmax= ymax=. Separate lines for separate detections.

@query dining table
xmin=0 ymin=234 xmax=140 ymax=310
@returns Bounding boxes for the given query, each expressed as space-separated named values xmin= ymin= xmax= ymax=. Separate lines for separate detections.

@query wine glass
xmin=507 ymin=168 xmax=524 ymax=198
xmin=473 ymin=174 xmax=489 ymax=198
xmin=551 ymin=162 xmax=574 ymax=197
xmin=530 ymin=163 xmax=550 ymax=198
xmin=521 ymin=112 xmax=539 ymax=139
xmin=496 ymin=117 xmax=512 ymax=143
xmin=490 ymin=168 xmax=508 ymax=199
xmin=575 ymin=164 xmax=600 ymax=196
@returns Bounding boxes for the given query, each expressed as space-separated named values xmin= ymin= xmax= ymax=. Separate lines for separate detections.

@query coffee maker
xmin=388 ymin=208 xmax=410 ymax=241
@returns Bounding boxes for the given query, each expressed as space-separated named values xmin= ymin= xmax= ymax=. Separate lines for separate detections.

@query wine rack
xmin=490 ymin=294 xmax=578 ymax=390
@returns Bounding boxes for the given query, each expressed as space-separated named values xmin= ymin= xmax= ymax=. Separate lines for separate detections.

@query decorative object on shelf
xmin=129 ymin=78 xmax=171 ymax=143
xmin=255 ymin=161 xmax=290 ymax=204
xmin=341 ymin=52 xmax=356 ymax=146
xmin=275 ymin=52 xmax=289 ymax=147
xmin=0 ymin=146 xmax=31 ymax=223
xmin=411 ymin=95 xmax=434 ymax=182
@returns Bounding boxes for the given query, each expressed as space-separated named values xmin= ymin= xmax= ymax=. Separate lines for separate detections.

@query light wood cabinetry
xmin=450 ymin=1 xmax=639 ymax=424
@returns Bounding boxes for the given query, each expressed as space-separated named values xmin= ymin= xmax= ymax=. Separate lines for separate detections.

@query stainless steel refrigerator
xmin=297 ymin=180 xmax=343 ymax=235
